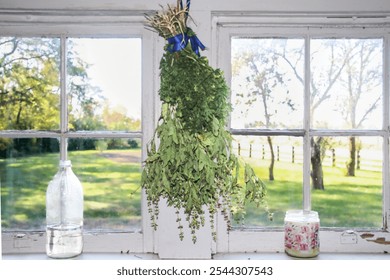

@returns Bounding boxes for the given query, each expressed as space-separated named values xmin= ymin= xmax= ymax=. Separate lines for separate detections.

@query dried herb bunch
xmin=145 ymin=1 xmax=190 ymax=38
xmin=142 ymin=1 xmax=271 ymax=243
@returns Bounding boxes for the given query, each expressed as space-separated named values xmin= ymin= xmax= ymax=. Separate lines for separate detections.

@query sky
xmin=69 ymin=36 xmax=382 ymax=130
xmin=70 ymin=38 xmax=142 ymax=120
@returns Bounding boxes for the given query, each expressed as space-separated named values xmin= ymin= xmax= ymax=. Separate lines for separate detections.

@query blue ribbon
xmin=188 ymin=33 xmax=206 ymax=56
xmin=167 ymin=33 xmax=189 ymax=53
xmin=167 ymin=1 xmax=205 ymax=56
xmin=167 ymin=30 xmax=206 ymax=57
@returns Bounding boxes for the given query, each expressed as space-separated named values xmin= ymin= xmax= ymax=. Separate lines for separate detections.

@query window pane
xmin=231 ymin=38 xmax=304 ymax=129
xmin=311 ymin=136 xmax=382 ymax=228
xmin=1 ymin=137 xmax=142 ymax=232
xmin=67 ymin=38 xmax=142 ymax=132
xmin=68 ymin=138 xmax=142 ymax=231
xmin=311 ymin=38 xmax=383 ymax=129
xmin=232 ymin=136 xmax=303 ymax=227
xmin=1 ymin=138 xmax=59 ymax=230
xmin=0 ymin=37 xmax=60 ymax=131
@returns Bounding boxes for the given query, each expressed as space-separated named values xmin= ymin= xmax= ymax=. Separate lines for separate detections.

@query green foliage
xmin=159 ymin=48 xmax=230 ymax=133
xmin=95 ymin=140 xmax=108 ymax=152
xmin=101 ymin=102 xmax=141 ymax=131
xmin=0 ymin=37 xmax=141 ymax=157
xmin=0 ymin=38 xmax=60 ymax=131
xmin=142 ymin=47 xmax=270 ymax=243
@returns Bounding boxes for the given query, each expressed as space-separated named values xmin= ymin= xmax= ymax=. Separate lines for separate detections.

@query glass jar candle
xmin=284 ymin=210 xmax=320 ymax=258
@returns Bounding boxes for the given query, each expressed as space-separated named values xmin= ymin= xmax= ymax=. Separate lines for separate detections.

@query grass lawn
xmin=239 ymin=157 xmax=382 ymax=229
xmin=1 ymin=150 xmax=383 ymax=231
xmin=1 ymin=149 xmax=142 ymax=231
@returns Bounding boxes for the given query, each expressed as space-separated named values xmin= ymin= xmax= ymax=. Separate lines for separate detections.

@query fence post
xmin=249 ymin=143 xmax=252 ymax=158
xmin=277 ymin=146 xmax=280 ymax=161
xmin=332 ymin=148 xmax=336 ymax=167
xmin=262 ymin=145 xmax=265 ymax=160
xmin=292 ymin=146 xmax=295 ymax=163
xmin=357 ymin=149 xmax=360 ymax=170
xmin=238 ymin=143 xmax=241 ymax=156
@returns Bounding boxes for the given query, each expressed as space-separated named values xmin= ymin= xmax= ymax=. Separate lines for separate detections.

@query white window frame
xmin=3 ymin=8 xmax=390 ymax=257
xmin=213 ymin=13 xmax=390 ymax=253
xmin=0 ymin=9 xmax=158 ymax=254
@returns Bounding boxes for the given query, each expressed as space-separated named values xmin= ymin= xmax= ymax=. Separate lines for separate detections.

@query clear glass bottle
xmin=46 ymin=160 xmax=83 ymax=258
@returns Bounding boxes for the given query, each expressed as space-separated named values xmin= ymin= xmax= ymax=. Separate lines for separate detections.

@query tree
xmin=0 ymin=38 xmax=61 ymax=157
xmin=309 ymin=40 xmax=351 ymax=189
xmin=101 ymin=101 xmax=141 ymax=131
xmin=0 ymin=37 xmax=102 ymax=156
xmin=101 ymin=101 xmax=141 ymax=149
xmin=337 ymin=40 xmax=382 ymax=176
xmin=232 ymin=39 xmax=289 ymax=181
xmin=0 ymin=38 xmax=60 ymax=131
xmin=278 ymin=39 xmax=350 ymax=189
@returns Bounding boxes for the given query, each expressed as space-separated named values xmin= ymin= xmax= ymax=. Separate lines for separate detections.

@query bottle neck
xmin=59 ymin=160 xmax=72 ymax=171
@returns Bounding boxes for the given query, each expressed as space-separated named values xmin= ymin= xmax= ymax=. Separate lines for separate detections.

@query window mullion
xmin=383 ymin=34 xmax=390 ymax=231
xmin=303 ymin=34 xmax=311 ymax=211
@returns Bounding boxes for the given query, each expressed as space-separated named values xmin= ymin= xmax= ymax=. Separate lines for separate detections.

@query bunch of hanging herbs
xmin=142 ymin=1 xmax=271 ymax=243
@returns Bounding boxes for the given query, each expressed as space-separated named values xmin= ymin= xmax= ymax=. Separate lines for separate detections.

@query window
xmin=2 ymin=9 xmax=390 ymax=257
xmin=0 ymin=14 xmax=155 ymax=254
xmin=215 ymin=16 xmax=390 ymax=253
xmin=1 ymin=37 xmax=142 ymax=231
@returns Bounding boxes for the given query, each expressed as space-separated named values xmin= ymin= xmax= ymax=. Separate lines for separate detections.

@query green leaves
xmin=142 ymin=45 xmax=270 ymax=244
xmin=244 ymin=163 xmax=267 ymax=206
xmin=159 ymin=49 xmax=229 ymax=134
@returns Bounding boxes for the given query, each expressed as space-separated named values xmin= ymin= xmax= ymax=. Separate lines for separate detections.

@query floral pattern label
xmin=284 ymin=220 xmax=320 ymax=258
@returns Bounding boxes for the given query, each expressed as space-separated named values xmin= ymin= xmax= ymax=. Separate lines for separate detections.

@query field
xmin=241 ymin=158 xmax=382 ymax=228
xmin=1 ymin=149 xmax=142 ymax=232
xmin=1 ymin=148 xmax=383 ymax=231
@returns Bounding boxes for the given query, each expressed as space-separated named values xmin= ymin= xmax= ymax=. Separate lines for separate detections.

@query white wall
xmin=0 ymin=0 xmax=389 ymax=13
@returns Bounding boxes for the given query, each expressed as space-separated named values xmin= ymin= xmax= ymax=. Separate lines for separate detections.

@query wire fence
xmin=233 ymin=142 xmax=382 ymax=172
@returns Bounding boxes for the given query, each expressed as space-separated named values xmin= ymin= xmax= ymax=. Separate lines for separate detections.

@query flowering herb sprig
xmin=142 ymin=1 xmax=272 ymax=243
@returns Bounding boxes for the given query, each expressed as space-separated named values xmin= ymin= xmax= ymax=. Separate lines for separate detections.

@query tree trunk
xmin=311 ymin=137 xmax=324 ymax=190
xmin=16 ymin=100 xmax=23 ymax=127
xmin=347 ymin=136 xmax=356 ymax=176
xmin=267 ymin=136 xmax=275 ymax=181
